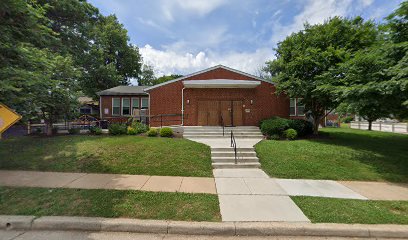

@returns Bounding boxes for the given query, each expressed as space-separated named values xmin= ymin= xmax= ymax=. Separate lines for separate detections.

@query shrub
xmin=127 ymin=126 xmax=138 ymax=135
xmin=89 ymin=126 xmax=102 ymax=135
xmin=147 ymin=128 xmax=158 ymax=137
xmin=284 ymin=128 xmax=297 ymax=140
xmin=269 ymin=134 xmax=281 ymax=140
xmin=108 ymin=123 xmax=127 ymax=135
xmin=260 ymin=117 xmax=290 ymax=137
xmin=34 ymin=128 xmax=42 ymax=134
xmin=288 ymin=119 xmax=313 ymax=137
xmin=160 ymin=127 xmax=173 ymax=137
xmin=68 ymin=128 xmax=80 ymax=135
xmin=131 ymin=121 xmax=149 ymax=134
xmin=342 ymin=116 xmax=354 ymax=123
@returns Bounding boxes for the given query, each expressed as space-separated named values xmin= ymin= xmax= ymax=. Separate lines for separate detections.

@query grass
xmin=256 ymin=127 xmax=408 ymax=182
xmin=0 ymin=135 xmax=212 ymax=177
xmin=292 ymin=196 xmax=408 ymax=224
xmin=0 ymin=187 xmax=221 ymax=222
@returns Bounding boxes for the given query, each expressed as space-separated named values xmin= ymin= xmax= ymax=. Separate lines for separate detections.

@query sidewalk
xmin=0 ymin=170 xmax=216 ymax=194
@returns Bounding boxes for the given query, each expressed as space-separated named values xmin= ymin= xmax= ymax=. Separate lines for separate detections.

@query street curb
xmin=1 ymin=215 xmax=408 ymax=238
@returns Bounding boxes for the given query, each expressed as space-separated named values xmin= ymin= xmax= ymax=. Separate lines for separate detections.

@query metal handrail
xmin=150 ymin=113 xmax=185 ymax=128
xmin=221 ymin=115 xmax=225 ymax=136
xmin=230 ymin=130 xmax=237 ymax=164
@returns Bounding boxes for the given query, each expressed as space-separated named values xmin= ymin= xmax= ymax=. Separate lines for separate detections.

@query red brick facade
xmin=99 ymin=95 xmax=148 ymax=123
xmin=147 ymin=67 xmax=291 ymax=127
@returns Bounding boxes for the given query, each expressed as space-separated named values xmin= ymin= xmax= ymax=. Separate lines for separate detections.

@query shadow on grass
xmin=309 ymin=128 xmax=408 ymax=182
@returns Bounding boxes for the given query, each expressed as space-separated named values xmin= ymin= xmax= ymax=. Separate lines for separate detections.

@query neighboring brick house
xmin=98 ymin=65 xmax=306 ymax=127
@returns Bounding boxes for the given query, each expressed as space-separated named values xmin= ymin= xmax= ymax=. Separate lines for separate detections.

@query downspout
xmin=147 ymin=92 xmax=151 ymax=127
xmin=99 ymin=96 xmax=102 ymax=119
xmin=181 ymin=87 xmax=185 ymax=126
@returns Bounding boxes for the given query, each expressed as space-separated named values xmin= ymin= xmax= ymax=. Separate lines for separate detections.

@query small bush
xmin=342 ymin=116 xmax=354 ymax=123
xmin=131 ymin=121 xmax=149 ymax=134
xmin=127 ymin=126 xmax=138 ymax=135
xmin=260 ymin=117 xmax=290 ymax=137
xmin=147 ymin=128 xmax=158 ymax=137
xmin=269 ymin=134 xmax=281 ymax=140
xmin=68 ymin=128 xmax=80 ymax=135
xmin=288 ymin=119 xmax=313 ymax=137
xmin=34 ymin=128 xmax=42 ymax=134
xmin=284 ymin=128 xmax=297 ymax=140
xmin=160 ymin=127 xmax=173 ymax=137
xmin=108 ymin=123 xmax=127 ymax=135
xmin=89 ymin=126 xmax=102 ymax=135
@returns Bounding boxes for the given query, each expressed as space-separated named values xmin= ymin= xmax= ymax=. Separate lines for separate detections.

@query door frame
xmin=196 ymin=99 xmax=244 ymax=126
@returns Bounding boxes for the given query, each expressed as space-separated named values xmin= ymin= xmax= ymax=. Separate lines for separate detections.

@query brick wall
xmin=100 ymin=95 xmax=148 ymax=123
xmin=147 ymin=68 xmax=290 ymax=127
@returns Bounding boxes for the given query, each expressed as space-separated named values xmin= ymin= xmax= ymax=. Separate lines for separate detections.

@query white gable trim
xmin=144 ymin=65 xmax=274 ymax=91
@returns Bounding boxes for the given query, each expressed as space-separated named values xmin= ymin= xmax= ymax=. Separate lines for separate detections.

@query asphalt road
xmin=0 ymin=230 xmax=380 ymax=240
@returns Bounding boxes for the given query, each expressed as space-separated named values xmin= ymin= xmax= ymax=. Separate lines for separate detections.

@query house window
xmin=122 ymin=98 xmax=130 ymax=115
xmin=112 ymin=98 xmax=120 ymax=115
xmin=141 ymin=97 xmax=149 ymax=109
xmin=80 ymin=107 xmax=91 ymax=115
xmin=290 ymin=98 xmax=296 ymax=116
xmin=297 ymin=98 xmax=305 ymax=116
xmin=290 ymin=98 xmax=306 ymax=116
xmin=132 ymin=98 xmax=139 ymax=111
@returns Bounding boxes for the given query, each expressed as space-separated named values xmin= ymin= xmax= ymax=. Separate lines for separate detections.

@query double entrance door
xmin=197 ymin=100 xmax=243 ymax=126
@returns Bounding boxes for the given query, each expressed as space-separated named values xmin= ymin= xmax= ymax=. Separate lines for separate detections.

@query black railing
xmin=221 ymin=115 xmax=225 ymax=136
xmin=150 ymin=114 xmax=185 ymax=128
xmin=230 ymin=130 xmax=237 ymax=164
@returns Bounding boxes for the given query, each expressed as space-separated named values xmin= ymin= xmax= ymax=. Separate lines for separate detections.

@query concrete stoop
xmin=2 ymin=215 xmax=408 ymax=238
xmin=183 ymin=126 xmax=263 ymax=169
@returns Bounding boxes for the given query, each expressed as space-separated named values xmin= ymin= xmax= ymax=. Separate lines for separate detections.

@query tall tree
xmin=264 ymin=17 xmax=377 ymax=134
xmin=138 ymin=64 xmax=156 ymax=86
xmin=36 ymin=1 xmax=143 ymax=98
xmin=155 ymin=74 xmax=183 ymax=84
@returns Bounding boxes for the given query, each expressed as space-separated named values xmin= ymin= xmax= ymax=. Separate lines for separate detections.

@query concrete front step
xmin=212 ymin=162 xmax=261 ymax=169
xmin=212 ymin=156 xmax=259 ymax=161
xmin=211 ymin=152 xmax=257 ymax=157
xmin=184 ymin=132 xmax=262 ymax=135
xmin=212 ymin=159 xmax=259 ymax=164
xmin=211 ymin=147 xmax=254 ymax=152
xmin=185 ymin=135 xmax=263 ymax=139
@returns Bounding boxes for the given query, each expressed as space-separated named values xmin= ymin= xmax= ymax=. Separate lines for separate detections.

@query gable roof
xmin=144 ymin=65 xmax=273 ymax=91
xmin=97 ymin=86 xmax=148 ymax=96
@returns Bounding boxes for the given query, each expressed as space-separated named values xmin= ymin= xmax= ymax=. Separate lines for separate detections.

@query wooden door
xmin=232 ymin=101 xmax=243 ymax=126
xmin=207 ymin=101 xmax=220 ymax=126
xmin=220 ymin=101 xmax=232 ymax=126
xmin=197 ymin=101 xmax=208 ymax=126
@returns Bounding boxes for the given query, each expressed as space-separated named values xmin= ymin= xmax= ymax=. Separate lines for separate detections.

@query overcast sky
xmin=88 ymin=0 xmax=404 ymax=77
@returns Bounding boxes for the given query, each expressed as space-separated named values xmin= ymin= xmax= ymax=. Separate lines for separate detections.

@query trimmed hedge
xmin=260 ymin=117 xmax=290 ymax=137
xmin=160 ymin=127 xmax=173 ymax=137
xmin=68 ymin=128 xmax=80 ymax=135
xmin=261 ymin=117 xmax=313 ymax=138
xmin=284 ymin=128 xmax=297 ymax=140
xmin=147 ymin=128 xmax=158 ymax=137
xmin=108 ymin=123 xmax=127 ymax=135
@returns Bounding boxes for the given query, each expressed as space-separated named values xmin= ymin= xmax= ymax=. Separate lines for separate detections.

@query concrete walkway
xmin=0 ymin=170 xmax=216 ymax=194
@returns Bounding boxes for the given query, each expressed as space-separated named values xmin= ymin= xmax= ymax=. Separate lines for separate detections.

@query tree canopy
xmin=264 ymin=17 xmax=378 ymax=134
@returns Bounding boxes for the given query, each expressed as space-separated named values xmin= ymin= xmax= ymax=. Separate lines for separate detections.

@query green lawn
xmin=292 ymin=196 xmax=408 ymax=224
xmin=0 ymin=187 xmax=221 ymax=222
xmin=0 ymin=135 xmax=212 ymax=177
xmin=256 ymin=127 xmax=408 ymax=182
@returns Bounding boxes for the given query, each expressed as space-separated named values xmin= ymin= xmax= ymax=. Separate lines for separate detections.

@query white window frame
xmin=296 ymin=98 xmax=305 ymax=116
xmin=122 ymin=97 xmax=130 ymax=116
xmin=141 ymin=97 xmax=149 ymax=109
xmin=112 ymin=98 xmax=121 ymax=116
xmin=290 ymin=98 xmax=296 ymax=116
xmin=132 ymin=97 xmax=140 ymax=110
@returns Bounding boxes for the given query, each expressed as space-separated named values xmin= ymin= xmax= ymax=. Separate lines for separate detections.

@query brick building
xmin=98 ymin=65 xmax=306 ymax=127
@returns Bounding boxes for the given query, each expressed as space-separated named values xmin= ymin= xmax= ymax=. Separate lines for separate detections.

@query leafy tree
xmin=36 ymin=1 xmax=143 ymax=99
xmin=138 ymin=64 xmax=156 ymax=86
xmin=333 ymin=47 xmax=393 ymax=130
xmin=382 ymin=1 xmax=408 ymax=120
xmin=155 ymin=74 xmax=183 ymax=84
xmin=264 ymin=17 xmax=377 ymax=134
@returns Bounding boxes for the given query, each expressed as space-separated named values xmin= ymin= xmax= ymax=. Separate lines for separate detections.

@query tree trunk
xmin=46 ymin=122 xmax=53 ymax=136
xmin=313 ymin=118 xmax=320 ymax=135
xmin=368 ymin=120 xmax=372 ymax=131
